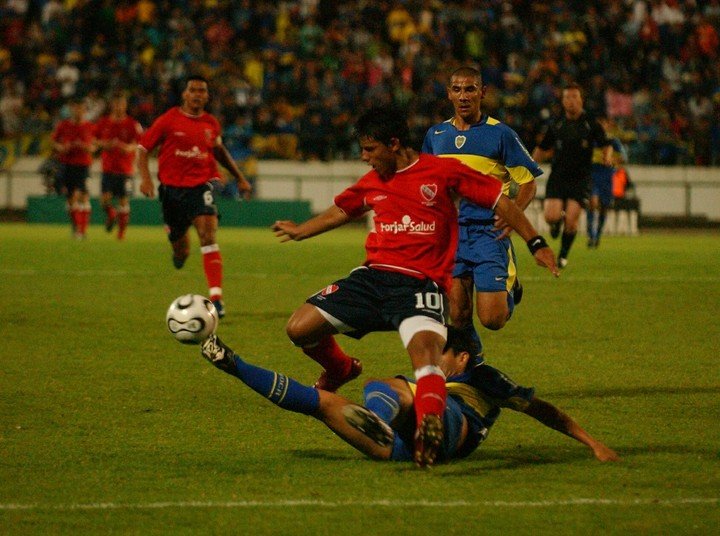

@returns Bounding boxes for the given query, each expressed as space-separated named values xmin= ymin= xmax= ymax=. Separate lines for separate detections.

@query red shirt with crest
xmin=138 ymin=107 xmax=222 ymax=187
xmin=52 ymin=120 xmax=95 ymax=167
xmin=334 ymin=153 xmax=502 ymax=292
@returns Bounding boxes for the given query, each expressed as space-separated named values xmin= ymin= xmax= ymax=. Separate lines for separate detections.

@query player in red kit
xmin=138 ymin=76 xmax=252 ymax=318
xmin=272 ymin=106 xmax=559 ymax=466
xmin=95 ymin=93 xmax=143 ymax=240
xmin=52 ymin=98 xmax=95 ymax=240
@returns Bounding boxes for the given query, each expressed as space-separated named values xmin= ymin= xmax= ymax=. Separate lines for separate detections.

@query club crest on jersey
xmin=455 ymin=135 xmax=467 ymax=149
xmin=420 ymin=184 xmax=437 ymax=203
xmin=321 ymin=284 xmax=339 ymax=296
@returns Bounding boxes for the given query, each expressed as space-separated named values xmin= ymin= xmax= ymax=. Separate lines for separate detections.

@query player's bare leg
xmin=544 ymin=197 xmax=564 ymax=239
xmin=286 ymin=304 xmax=362 ymax=392
xmin=476 ymin=290 xmax=510 ymax=331
xmin=171 ymin=232 xmax=190 ymax=269
xmin=449 ymin=276 xmax=483 ymax=354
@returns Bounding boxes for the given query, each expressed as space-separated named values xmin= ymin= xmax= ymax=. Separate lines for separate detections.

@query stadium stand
xmin=0 ymin=0 xmax=719 ymax=167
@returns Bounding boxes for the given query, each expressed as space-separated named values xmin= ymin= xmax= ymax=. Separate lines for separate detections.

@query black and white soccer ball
xmin=166 ymin=294 xmax=219 ymax=344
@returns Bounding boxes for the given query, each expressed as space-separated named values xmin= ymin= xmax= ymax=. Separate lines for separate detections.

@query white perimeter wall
xmin=2 ymin=157 xmax=719 ymax=220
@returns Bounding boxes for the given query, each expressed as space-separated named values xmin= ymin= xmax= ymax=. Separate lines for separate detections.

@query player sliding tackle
xmin=270 ymin=106 xmax=559 ymax=467
xmin=199 ymin=327 xmax=619 ymax=463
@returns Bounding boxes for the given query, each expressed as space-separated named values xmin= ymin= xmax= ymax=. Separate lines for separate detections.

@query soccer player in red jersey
xmin=95 ymin=93 xmax=143 ymax=240
xmin=51 ymin=98 xmax=95 ymax=240
xmin=138 ymin=76 xmax=252 ymax=318
xmin=272 ymin=106 xmax=559 ymax=466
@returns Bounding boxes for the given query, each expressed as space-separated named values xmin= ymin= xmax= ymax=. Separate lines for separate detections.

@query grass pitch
xmin=0 ymin=223 xmax=718 ymax=535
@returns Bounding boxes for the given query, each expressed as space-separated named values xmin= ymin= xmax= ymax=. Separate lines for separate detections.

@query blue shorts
xmin=453 ymin=223 xmax=517 ymax=293
xmin=389 ymin=389 xmax=466 ymax=462
xmin=591 ymin=164 xmax=614 ymax=207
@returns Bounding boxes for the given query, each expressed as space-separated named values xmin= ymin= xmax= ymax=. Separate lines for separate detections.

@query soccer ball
xmin=166 ymin=294 xmax=219 ymax=344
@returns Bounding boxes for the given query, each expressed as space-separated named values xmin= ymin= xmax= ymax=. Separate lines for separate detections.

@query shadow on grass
xmin=543 ymin=385 xmax=720 ymax=399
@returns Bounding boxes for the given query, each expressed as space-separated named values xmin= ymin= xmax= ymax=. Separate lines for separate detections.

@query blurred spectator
xmin=0 ymin=0 xmax=717 ymax=169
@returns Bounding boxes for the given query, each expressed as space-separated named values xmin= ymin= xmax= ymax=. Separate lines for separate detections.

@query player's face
xmin=182 ymin=80 xmax=209 ymax=113
xmin=438 ymin=348 xmax=469 ymax=378
xmin=70 ymin=102 xmax=85 ymax=122
xmin=562 ymin=88 xmax=583 ymax=118
xmin=359 ymin=136 xmax=397 ymax=178
xmin=447 ymin=75 xmax=484 ymax=123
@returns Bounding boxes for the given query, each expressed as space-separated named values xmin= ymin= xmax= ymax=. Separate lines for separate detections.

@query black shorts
xmin=545 ymin=173 xmax=590 ymax=206
xmin=102 ymin=172 xmax=132 ymax=198
xmin=59 ymin=164 xmax=89 ymax=196
xmin=306 ymin=266 xmax=448 ymax=340
xmin=159 ymin=183 xmax=218 ymax=242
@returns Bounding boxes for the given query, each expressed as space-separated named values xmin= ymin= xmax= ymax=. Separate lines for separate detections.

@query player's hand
xmin=494 ymin=215 xmax=513 ymax=240
xmin=533 ymin=247 xmax=560 ymax=277
xmin=140 ymin=179 xmax=155 ymax=198
xmin=272 ymin=220 xmax=300 ymax=242
xmin=237 ymin=177 xmax=252 ymax=200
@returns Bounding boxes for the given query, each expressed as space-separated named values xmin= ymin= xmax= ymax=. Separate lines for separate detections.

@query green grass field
xmin=1 ymin=223 xmax=718 ymax=535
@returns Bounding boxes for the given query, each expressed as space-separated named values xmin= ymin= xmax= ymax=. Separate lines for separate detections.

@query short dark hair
xmin=185 ymin=75 xmax=209 ymax=88
xmin=563 ymin=81 xmax=583 ymax=97
xmin=443 ymin=326 xmax=480 ymax=357
xmin=355 ymin=106 xmax=410 ymax=146
xmin=449 ymin=66 xmax=482 ymax=85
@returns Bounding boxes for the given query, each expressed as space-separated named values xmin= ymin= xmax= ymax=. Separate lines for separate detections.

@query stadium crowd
xmin=1 ymin=0 xmax=719 ymax=166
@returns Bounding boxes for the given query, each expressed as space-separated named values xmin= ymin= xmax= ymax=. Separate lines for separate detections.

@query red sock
xmin=302 ymin=335 xmax=352 ymax=377
xmin=117 ymin=209 xmax=129 ymax=239
xmin=70 ymin=208 xmax=81 ymax=231
xmin=201 ymin=244 xmax=223 ymax=299
xmin=104 ymin=204 xmax=116 ymax=222
xmin=79 ymin=206 xmax=91 ymax=234
xmin=414 ymin=369 xmax=447 ymax=425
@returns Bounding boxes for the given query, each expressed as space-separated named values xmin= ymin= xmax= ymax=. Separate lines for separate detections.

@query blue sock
xmin=597 ymin=211 xmax=606 ymax=239
xmin=363 ymin=381 xmax=401 ymax=424
xmin=230 ymin=355 xmax=320 ymax=416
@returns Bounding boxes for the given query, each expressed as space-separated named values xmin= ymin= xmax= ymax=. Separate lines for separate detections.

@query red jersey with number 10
xmin=95 ymin=115 xmax=143 ymax=174
xmin=334 ymin=153 xmax=502 ymax=292
xmin=138 ymin=107 xmax=222 ymax=187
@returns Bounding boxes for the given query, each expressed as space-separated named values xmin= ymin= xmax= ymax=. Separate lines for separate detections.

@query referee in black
xmin=532 ymin=82 xmax=613 ymax=268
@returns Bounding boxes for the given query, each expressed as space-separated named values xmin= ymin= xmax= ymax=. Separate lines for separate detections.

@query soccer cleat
xmin=557 ymin=256 xmax=568 ymax=269
xmin=314 ymin=358 xmax=363 ymax=392
xmin=212 ymin=299 xmax=226 ymax=319
xmin=512 ymin=278 xmax=523 ymax=306
xmin=550 ymin=221 xmax=562 ymax=239
xmin=587 ymin=237 xmax=598 ymax=249
xmin=172 ymin=255 xmax=186 ymax=269
xmin=414 ymin=413 xmax=444 ymax=467
xmin=342 ymin=404 xmax=394 ymax=447
xmin=105 ymin=216 xmax=116 ymax=232
xmin=200 ymin=334 xmax=237 ymax=374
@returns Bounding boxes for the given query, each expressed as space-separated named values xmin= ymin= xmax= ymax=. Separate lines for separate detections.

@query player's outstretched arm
xmin=213 ymin=144 xmax=252 ymax=198
xmin=494 ymin=195 xmax=559 ymax=277
xmin=522 ymin=397 xmax=620 ymax=462
xmin=272 ymin=205 xmax=351 ymax=242
xmin=495 ymin=180 xmax=538 ymax=240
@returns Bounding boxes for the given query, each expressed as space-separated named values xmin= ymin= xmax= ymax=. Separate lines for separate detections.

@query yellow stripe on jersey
xmin=445 ymin=381 xmax=495 ymax=417
xmin=438 ymin=154 xmax=535 ymax=195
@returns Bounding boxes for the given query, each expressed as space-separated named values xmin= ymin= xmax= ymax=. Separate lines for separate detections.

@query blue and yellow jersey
xmin=406 ymin=362 xmax=534 ymax=458
xmin=592 ymin=137 xmax=626 ymax=168
xmin=422 ymin=116 xmax=542 ymax=223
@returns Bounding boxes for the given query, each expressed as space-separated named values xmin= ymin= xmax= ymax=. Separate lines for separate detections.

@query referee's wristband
xmin=527 ymin=235 xmax=549 ymax=255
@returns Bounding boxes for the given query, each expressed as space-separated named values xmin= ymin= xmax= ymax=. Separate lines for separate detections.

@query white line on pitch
xmin=1 ymin=497 xmax=717 ymax=511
